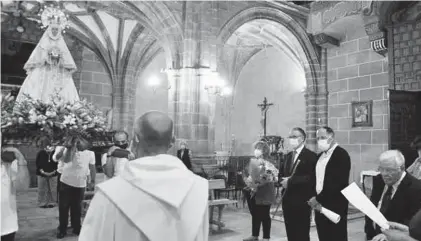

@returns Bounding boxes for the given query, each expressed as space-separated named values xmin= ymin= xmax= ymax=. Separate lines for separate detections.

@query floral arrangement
xmin=1 ymin=91 xmax=108 ymax=147
xmin=245 ymin=158 xmax=279 ymax=196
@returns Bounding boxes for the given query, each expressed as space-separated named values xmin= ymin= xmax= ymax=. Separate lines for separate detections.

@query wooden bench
xmin=208 ymin=179 xmax=238 ymax=231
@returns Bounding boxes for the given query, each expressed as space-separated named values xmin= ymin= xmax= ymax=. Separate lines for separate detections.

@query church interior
xmin=1 ymin=1 xmax=421 ymax=241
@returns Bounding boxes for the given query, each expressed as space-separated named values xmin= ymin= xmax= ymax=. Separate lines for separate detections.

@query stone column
xmin=167 ymin=68 xmax=215 ymax=156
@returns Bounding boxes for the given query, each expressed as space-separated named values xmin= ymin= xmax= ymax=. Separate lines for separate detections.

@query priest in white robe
xmin=78 ymin=111 xmax=209 ymax=241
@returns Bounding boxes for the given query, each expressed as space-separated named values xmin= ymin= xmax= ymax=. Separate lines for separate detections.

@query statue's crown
xmin=40 ymin=6 xmax=68 ymax=29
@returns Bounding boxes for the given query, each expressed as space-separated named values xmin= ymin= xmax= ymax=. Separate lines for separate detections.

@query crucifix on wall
xmin=257 ymin=97 xmax=274 ymax=137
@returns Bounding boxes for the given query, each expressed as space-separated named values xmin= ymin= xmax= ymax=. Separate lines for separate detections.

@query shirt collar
xmin=392 ymin=172 xmax=406 ymax=190
xmin=324 ymin=143 xmax=338 ymax=155
xmin=295 ymin=144 xmax=305 ymax=156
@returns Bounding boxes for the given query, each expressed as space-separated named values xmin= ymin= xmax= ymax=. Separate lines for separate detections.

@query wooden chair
xmin=208 ymin=179 xmax=238 ymax=232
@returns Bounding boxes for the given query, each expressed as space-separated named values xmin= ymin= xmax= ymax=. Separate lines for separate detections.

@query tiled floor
xmin=14 ymin=189 xmax=366 ymax=241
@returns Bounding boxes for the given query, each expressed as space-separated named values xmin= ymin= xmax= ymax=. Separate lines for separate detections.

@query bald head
xmin=133 ymin=111 xmax=174 ymax=155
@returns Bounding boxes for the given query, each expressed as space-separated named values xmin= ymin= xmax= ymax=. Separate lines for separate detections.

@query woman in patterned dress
xmin=407 ymin=136 xmax=421 ymax=179
xmin=243 ymin=141 xmax=278 ymax=241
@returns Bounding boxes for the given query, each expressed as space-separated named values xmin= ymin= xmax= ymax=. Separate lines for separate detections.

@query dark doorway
xmin=1 ymin=39 xmax=36 ymax=85
xmin=389 ymin=90 xmax=421 ymax=167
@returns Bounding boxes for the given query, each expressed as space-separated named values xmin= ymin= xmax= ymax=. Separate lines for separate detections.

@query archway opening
xmin=215 ymin=16 xmax=317 ymax=155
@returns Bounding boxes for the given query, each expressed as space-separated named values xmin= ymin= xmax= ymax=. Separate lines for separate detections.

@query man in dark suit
xmin=365 ymin=150 xmax=421 ymax=241
xmin=308 ymin=126 xmax=351 ymax=241
xmin=278 ymin=127 xmax=317 ymax=241
xmin=176 ymin=141 xmax=192 ymax=170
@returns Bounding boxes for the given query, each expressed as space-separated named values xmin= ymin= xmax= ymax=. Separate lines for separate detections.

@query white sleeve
xmin=52 ymin=146 xmax=65 ymax=162
xmin=78 ymin=191 xmax=116 ymax=241
xmin=89 ymin=151 xmax=96 ymax=165
xmin=101 ymin=154 xmax=108 ymax=166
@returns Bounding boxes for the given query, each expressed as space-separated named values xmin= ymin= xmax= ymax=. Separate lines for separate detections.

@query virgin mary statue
xmin=15 ymin=22 xmax=79 ymax=104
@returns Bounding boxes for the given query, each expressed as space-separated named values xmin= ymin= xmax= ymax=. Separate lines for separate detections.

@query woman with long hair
xmin=243 ymin=141 xmax=278 ymax=241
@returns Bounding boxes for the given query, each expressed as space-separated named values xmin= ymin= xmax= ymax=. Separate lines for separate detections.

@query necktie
xmin=380 ymin=186 xmax=393 ymax=214
xmin=289 ymin=151 xmax=297 ymax=174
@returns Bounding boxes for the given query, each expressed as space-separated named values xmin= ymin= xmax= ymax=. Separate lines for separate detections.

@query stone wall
xmin=326 ymin=26 xmax=389 ymax=181
xmin=389 ymin=19 xmax=421 ymax=91
xmin=78 ymin=47 xmax=113 ymax=112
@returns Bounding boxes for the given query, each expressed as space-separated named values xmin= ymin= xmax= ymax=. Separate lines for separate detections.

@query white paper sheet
xmin=341 ymin=182 xmax=390 ymax=230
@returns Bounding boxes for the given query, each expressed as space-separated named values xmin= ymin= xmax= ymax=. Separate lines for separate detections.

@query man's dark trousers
xmin=58 ymin=182 xmax=85 ymax=233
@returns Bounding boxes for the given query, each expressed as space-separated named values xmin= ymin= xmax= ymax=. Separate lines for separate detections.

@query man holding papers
xmin=365 ymin=150 xmax=421 ymax=241
xmin=279 ymin=127 xmax=317 ymax=241
xmin=308 ymin=126 xmax=351 ymax=241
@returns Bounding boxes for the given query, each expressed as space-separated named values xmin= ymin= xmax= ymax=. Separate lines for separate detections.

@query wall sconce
xmin=148 ymin=75 xmax=171 ymax=93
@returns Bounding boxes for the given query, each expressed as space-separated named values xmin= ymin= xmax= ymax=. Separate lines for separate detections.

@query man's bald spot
xmin=134 ymin=111 xmax=173 ymax=147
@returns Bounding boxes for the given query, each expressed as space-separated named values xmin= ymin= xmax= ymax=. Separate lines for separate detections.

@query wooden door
xmin=389 ymin=90 xmax=421 ymax=167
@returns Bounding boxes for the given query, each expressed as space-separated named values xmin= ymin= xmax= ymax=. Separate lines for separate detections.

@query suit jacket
xmin=365 ymin=173 xmax=421 ymax=240
xmin=315 ymin=145 xmax=351 ymax=215
xmin=279 ymin=147 xmax=317 ymax=205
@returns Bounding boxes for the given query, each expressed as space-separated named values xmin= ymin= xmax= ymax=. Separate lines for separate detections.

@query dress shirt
xmin=60 ymin=150 xmax=95 ymax=188
xmin=316 ymin=143 xmax=339 ymax=194
xmin=293 ymin=144 xmax=305 ymax=164
xmin=377 ymin=172 xmax=406 ymax=209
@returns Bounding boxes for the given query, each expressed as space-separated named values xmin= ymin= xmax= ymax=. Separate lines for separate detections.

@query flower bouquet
xmin=245 ymin=158 xmax=279 ymax=196
xmin=1 ymin=91 xmax=108 ymax=150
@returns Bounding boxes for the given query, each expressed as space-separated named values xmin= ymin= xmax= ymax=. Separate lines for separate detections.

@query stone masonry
xmin=326 ymin=24 xmax=389 ymax=181
xmin=390 ymin=19 xmax=421 ymax=91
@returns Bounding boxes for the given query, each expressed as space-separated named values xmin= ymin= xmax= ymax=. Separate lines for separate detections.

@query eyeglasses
xmin=288 ymin=135 xmax=302 ymax=139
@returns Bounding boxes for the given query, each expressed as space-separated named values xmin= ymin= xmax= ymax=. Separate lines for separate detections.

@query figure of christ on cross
xmin=258 ymin=97 xmax=274 ymax=137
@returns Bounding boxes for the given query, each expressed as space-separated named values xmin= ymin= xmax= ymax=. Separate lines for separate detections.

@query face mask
xmin=181 ymin=145 xmax=186 ymax=149
xmin=254 ymin=149 xmax=263 ymax=158
xmin=289 ymin=138 xmax=300 ymax=149
xmin=115 ymin=143 xmax=128 ymax=149
xmin=317 ymin=139 xmax=330 ymax=152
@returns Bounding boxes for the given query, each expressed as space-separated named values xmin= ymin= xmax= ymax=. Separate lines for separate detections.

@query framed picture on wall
xmin=351 ymin=100 xmax=373 ymax=127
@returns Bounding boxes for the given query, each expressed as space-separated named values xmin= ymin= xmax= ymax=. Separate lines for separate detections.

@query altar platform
xmin=14 ymin=189 xmax=366 ymax=241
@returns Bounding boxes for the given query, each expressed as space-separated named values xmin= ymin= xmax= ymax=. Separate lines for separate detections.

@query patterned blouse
xmin=407 ymin=157 xmax=421 ymax=180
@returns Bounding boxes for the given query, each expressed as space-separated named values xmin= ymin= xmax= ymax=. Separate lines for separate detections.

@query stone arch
xmin=217 ymin=6 xmax=324 ymax=148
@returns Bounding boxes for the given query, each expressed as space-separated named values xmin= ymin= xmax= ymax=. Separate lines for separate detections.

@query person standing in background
xmin=243 ymin=141 xmax=278 ymax=241
xmin=36 ymin=140 xmax=58 ymax=208
xmin=101 ymin=131 xmax=134 ymax=181
xmin=308 ymin=126 xmax=351 ymax=241
xmin=279 ymin=127 xmax=317 ymax=241
xmin=177 ymin=141 xmax=192 ymax=170
xmin=55 ymin=140 xmax=96 ymax=239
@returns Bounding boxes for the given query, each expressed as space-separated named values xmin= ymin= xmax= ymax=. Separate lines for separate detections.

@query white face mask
xmin=289 ymin=138 xmax=300 ymax=149
xmin=254 ymin=149 xmax=263 ymax=158
xmin=317 ymin=139 xmax=330 ymax=152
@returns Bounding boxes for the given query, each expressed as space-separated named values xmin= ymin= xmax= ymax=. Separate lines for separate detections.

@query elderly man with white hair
xmin=365 ymin=150 xmax=421 ymax=241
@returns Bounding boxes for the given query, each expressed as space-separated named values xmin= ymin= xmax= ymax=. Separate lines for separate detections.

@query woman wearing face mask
xmin=407 ymin=136 xmax=421 ymax=180
xmin=243 ymin=141 xmax=278 ymax=241
xmin=176 ymin=141 xmax=192 ymax=170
